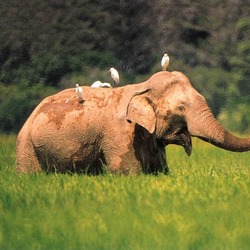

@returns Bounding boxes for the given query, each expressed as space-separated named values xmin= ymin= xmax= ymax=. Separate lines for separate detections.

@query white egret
xmin=109 ymin=67 xmax=119 ymax=85
xmin=91 ymin=81 xmax=112 ymax=88
xmin=101 ymin=82 xmax=112 ymax=88
xmin=91 ymin=81 xmax=102 ymax=88
xmin=161 ymin=53 xmax=169 ymax=71
xmin=75 ymin=84 xmax=83 ymax=103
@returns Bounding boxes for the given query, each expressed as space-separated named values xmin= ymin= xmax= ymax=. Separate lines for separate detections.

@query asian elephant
xmin=16 ymin=71 xmax=250 ymax=175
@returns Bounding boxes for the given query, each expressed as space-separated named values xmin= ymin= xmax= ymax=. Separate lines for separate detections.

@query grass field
xmin=0 ymin=134 xmax=250 ymax=250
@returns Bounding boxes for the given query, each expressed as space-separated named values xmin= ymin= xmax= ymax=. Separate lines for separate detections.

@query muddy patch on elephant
xmin=37 ymin=94 xmax=85 ymax=130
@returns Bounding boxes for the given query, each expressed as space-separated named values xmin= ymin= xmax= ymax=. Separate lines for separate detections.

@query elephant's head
xmin=126 ymin=71 xmax=250 ymax=155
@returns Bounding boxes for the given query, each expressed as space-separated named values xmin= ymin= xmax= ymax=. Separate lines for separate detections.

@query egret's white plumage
xmin=75 ymin=84 xmax=83 ymax=102
xmin=109 ymin=67 xmax=119 ymax=85
xmin=161 ymin=53 xmax=169 ymax=71
xmin=91 ymin=81 xmax=102 ymax=88
xmin=101 ymin=82 xmax=112 ymax=88
xmin=91 ymin=81 xmax=112 ymax=88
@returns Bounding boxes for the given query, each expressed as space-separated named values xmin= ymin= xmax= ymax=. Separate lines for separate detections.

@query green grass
xmin=0 ymin=134 xmax=250 ymax=250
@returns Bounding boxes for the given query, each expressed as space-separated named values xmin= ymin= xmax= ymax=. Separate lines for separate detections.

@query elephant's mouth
xmin=163 ymin=127 xmax=192 ymax=156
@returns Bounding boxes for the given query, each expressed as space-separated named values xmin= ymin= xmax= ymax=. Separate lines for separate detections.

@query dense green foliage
xmin=1 ymin=135 xmax=250 ymax=249
xmin=0 ymin=1 xmax=249 ymax=132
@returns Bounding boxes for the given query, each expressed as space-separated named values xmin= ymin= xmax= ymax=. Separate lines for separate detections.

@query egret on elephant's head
xmin=161 ymin=53 xmax=170 ymax=71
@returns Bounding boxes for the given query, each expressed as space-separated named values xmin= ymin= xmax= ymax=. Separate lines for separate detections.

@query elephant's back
xmin=28 ymin=86 xmax=118 ymax=134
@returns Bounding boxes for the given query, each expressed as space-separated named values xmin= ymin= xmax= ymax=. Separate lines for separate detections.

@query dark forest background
xmin=0 ymin=0 xmax=249 ymax=133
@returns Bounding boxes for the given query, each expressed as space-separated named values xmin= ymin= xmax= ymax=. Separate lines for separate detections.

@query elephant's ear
xmin=126 ymin=89 xmax=156 ymax=134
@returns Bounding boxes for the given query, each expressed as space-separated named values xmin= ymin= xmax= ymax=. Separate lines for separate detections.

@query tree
xmin=0 ymin=0 xmax=109 ymax=85
xmin=103 ymin=0 xmax=157 ymax=73
xmin=218 ymin=16 xmax=250 ymax=133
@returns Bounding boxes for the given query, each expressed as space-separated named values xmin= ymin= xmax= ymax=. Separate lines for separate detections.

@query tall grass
xmin=0 ymin=135 xmax=250 ymax=250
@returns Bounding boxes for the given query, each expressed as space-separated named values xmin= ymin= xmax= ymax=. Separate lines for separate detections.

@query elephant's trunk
xmin=187 ymin=96 xmax=250 ymax=152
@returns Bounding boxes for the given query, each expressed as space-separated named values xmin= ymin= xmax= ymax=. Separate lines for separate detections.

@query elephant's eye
xmin=177 ymin=105 xmax=185 ymax=112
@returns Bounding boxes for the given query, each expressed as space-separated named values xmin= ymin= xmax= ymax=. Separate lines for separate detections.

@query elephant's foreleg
xmin=104 ymin=150 xmax=142 ymax=175
xmin=133 ymin=125 xmax=169 ymax=174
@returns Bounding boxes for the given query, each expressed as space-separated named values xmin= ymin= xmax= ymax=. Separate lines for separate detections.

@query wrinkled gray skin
xmin=16 ymin=71 xmax=250 ymax=175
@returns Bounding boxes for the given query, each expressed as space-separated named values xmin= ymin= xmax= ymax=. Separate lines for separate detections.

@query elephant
xmin=16 ymin=71 xmax=250 ymax=175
